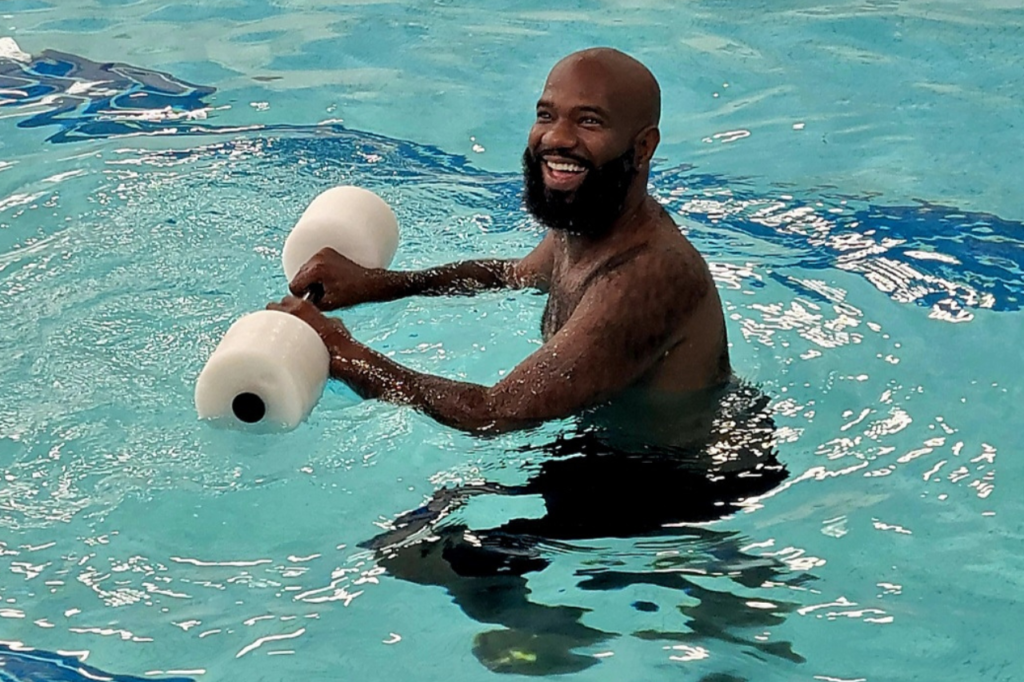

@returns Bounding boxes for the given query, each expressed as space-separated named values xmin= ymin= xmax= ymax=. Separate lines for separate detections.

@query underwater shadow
xmin=362 ymin=384 xmax=806 ymax=676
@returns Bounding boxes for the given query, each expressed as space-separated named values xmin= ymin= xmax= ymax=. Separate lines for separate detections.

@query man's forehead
xmin=539 ymin=61 xmax=620 ymax=110
xmin=540 ymin=54 xmax=656 ymax=125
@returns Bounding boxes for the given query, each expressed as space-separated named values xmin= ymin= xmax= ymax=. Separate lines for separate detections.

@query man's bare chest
xmin=540 ymin=244 xmax=648 ymax=340
xmin=541 ymin=274 xmax=585 ymax=340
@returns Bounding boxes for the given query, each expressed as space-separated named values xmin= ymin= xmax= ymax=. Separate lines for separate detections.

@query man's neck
xmin=560 ymin=184 xmax=654 ymax=263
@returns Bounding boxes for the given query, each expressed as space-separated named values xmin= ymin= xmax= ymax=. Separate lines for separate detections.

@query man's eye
xmin=536 ymin=111 xmax=553 ymax=121
xmin=580 ymin=116 xmax=602 ymax=126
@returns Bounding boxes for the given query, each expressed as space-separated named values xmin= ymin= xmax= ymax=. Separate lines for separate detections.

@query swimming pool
xmin=1 ymin=1 xmax=1022 ymax=680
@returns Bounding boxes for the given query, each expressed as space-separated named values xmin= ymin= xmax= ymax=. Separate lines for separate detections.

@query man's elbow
xmin=429 ymin=390 xmax=543 ymax=436
xmin=441 ymin=407 xmax=536 ymax=437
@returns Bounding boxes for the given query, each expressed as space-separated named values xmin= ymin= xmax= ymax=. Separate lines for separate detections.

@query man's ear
xmin=634 ymin=126 xmax=661 ymax=167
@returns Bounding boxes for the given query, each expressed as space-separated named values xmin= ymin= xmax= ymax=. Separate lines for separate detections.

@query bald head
xmin=524 ymin=49 xmax=663 ymax=235
xmin=547 ymin=48 xmax=661 ymax=132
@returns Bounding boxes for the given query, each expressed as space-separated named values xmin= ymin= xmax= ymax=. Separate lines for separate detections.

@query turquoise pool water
xmin=1 ymin=1 xmax=1022 ymax=681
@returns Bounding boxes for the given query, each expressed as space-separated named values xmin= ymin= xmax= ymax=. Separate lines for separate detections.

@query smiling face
xmin=528 ymin=59 xmax=635 ymax=192
xmin=523 ymin=49 xmax=661 ymax=236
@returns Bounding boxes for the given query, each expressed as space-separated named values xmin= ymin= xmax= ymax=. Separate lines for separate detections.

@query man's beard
xmin=522 ymin=146 xmax=638 ymax=237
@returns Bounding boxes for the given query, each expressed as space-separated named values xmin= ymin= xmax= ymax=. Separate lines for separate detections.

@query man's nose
xmin=542 ymin=118 xmax=577 ymax=151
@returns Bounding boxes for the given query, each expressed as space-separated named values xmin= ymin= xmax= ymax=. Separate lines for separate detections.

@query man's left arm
xmin=270 ymin=254 xmax=698 ymax=434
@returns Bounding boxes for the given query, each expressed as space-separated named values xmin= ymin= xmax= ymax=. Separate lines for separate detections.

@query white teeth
xmin=546 ymin=160 xmax=585 ymax=173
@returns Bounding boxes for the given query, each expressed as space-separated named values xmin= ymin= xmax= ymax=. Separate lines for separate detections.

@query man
xmin=271 ymin=49 xmax=788 ymax=673
xmin=270 ymin=47 xmax=732 ymax=443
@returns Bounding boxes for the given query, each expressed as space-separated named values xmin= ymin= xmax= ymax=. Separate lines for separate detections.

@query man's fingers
xmin=266 ymin=296 xmax=307 ymax=314
xmin=305 ymin=281 xmax=326 ymax=306
xmin=288 ymin=261 xmax=318 ymax=297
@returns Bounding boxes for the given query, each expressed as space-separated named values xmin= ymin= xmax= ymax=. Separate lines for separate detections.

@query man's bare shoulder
xmin=513 ymin=232 xmax=555 ymax=290
xmin=582 ymin=215 xmax=730 ymax=393
xmin=598 ymin=221 xmax=712 ymax=297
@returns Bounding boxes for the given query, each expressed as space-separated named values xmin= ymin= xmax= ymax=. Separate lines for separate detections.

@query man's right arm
xmin=290 ymin=233 xmax=554 ymax=310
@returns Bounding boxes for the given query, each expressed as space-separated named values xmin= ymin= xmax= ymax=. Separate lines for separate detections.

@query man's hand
xmin=289 ymin=239 xmax=554 ymax=312
xmin=267 ymin=295 xmax=356 ymax=370
xmin=289 ymin=247 xmax=382 ymax=311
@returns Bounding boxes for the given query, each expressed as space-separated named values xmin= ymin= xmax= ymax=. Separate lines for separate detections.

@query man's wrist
xmin=328 ymin=336 xmax=371 ymax=376
xmin=375 ymin=268 xmax=403 ymax=301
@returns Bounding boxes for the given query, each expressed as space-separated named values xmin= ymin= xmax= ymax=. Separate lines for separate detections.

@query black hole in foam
xmin=232 ymin=392 xmax=266 ymax=424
